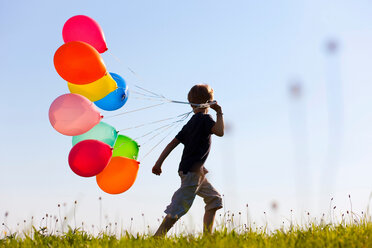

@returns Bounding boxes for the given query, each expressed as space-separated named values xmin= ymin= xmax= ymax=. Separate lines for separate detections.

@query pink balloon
xmin=69 ymin=140 xmax=112 ymax=177
xmin=49 ymin=93 xmax=102 ymax=136
xmin=62 ymin=15 xmax=108 ymax=53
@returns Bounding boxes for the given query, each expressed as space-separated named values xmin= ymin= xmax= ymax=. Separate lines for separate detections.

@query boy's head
xmin=188 ymin=85 xmax=214 ymax=110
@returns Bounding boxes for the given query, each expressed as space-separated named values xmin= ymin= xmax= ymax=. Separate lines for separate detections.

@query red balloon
xmin=68 ymin=140 xmax=112 ymax=177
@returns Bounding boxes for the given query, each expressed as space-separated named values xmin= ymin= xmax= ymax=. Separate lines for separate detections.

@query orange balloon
xmin=96 ymin=156 xmax=140 ymax=194
xmin=54 ymin=41 xmax=106 ymax=84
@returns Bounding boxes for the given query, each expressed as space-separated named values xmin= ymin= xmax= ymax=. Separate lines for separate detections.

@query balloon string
xmin=104 ymin=103 xmax=166 ymax=119
xmin=139 ymin=122 xmax=178 ymax=147
xmin=140 ymin=117 xmax=187 ymax=161
xmin=133 ymin=85 xmax=216 ymax=108
xmin=117 ymin=111 xmax=192 ymax=132
xmin=106 ymin=51 xmax=160 ymax=97
xmin=119 ymin=118 xmax=170 ymax=132
xmin=133 ymin=85 xmax=165 ymax=98
xmin=133 ymin=86 xmax=217 ymax=108
xmin=112 ymin=111 xmax=191 ymax=159
xmin=131 ymin=96 xmax=171 ymax=102
xmin=106 ymin=51 xmax=217 ymax=109
xmin=134 ymin=123 xmax=175 ymax=140
xmin=132 ymin=88 xmax=216 ymax=108
xmin=131 ymin=90 xmax=166 ymax=99
xmin=136 ymin=111 xmax=192 ymax=145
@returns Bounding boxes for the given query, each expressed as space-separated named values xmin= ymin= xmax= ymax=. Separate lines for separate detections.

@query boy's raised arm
xmin=152 ymin=138 xmax=180 ymax=175
xmin=210 ymin=102 xmax=224 ymax=137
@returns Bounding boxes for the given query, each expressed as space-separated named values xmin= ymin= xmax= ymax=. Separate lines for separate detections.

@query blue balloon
xmin=94 ymin=72 xmax=129 ymax=111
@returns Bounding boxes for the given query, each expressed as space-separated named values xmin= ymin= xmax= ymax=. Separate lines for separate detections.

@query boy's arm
xmin=210 ymin=102 xmax=224 ymax=137
xmin=152 ymin=138 xmax=180 ymax=175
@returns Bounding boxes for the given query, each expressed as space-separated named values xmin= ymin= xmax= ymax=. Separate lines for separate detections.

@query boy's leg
xmin=196 ymin=178 xmax=223 ymax=234
xmin=155 ymin=172 xmax=200 ymax=237
xmin=154 ymin=215 xmax=177 ymax=237
xmin=203 ymin=207 xmax=218 ymax=234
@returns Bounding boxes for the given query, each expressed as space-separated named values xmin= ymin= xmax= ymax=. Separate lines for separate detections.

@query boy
xmin=152 ymin=84 xmax=224 ymax=236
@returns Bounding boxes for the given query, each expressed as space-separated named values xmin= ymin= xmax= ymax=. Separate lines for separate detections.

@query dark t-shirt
xmin=175 ymin=112 xmax=216 ymax=174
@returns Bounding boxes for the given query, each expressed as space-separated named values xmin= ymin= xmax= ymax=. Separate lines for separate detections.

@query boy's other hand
xmin=152 ymin=164 xmax=162 ymax=175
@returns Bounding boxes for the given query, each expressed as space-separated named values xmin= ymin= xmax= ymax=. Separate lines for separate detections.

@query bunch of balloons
xmin=49 ymin=15 xmax=140 ymax=195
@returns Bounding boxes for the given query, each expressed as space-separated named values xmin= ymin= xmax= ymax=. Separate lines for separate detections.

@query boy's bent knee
xmin=206 ymin=206 xmax=221 ymax=213
xmin=205 ymin=195 xmax=223 ymax=211
xmin=165 ymin=213 xmax=179 ymax=220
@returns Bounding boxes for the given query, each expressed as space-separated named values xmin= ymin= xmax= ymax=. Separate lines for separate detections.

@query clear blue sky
xmin=1 ymin=0 xmax=371 ymax=233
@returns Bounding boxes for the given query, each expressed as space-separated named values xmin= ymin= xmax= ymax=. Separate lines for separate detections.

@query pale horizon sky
xmin=1 ymin=0 xmax=372 ymax=234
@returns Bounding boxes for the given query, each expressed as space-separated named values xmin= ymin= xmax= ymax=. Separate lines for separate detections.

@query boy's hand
xmin=152 ymin=164 xmax=162 ymax=176
xmin=209 ymin=101 xmax=222 ymax=113
xmin=151 ymin=138 xmax=180 ymax=176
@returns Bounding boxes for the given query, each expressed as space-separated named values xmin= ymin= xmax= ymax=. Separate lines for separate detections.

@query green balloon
xmin=112 ymin=135 xmax=139 ymax=160
xmin=72 ymin=122 xmax=118 ymax=147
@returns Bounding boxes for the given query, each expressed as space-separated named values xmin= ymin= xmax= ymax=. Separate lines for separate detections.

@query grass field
xmin=1 ymin=208 xmax=371 ymax=248
xmin=1 ymin=222 xmax=371 ymax=247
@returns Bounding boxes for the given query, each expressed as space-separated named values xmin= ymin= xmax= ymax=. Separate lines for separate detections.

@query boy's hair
xmin=188 ymin=84 xmax=214 ymax=105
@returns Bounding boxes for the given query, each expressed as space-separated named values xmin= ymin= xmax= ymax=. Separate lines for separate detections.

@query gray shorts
xmin=164 ymin=171 xmax=223 ymax=219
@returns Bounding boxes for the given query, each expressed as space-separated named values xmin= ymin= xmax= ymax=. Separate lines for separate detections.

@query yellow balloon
xmin=67 ymin=72 xmax=117 ymax=101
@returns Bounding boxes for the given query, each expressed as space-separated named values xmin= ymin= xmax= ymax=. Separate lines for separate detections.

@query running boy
xmin=152 ymin=84 xmax=224 ymax=236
